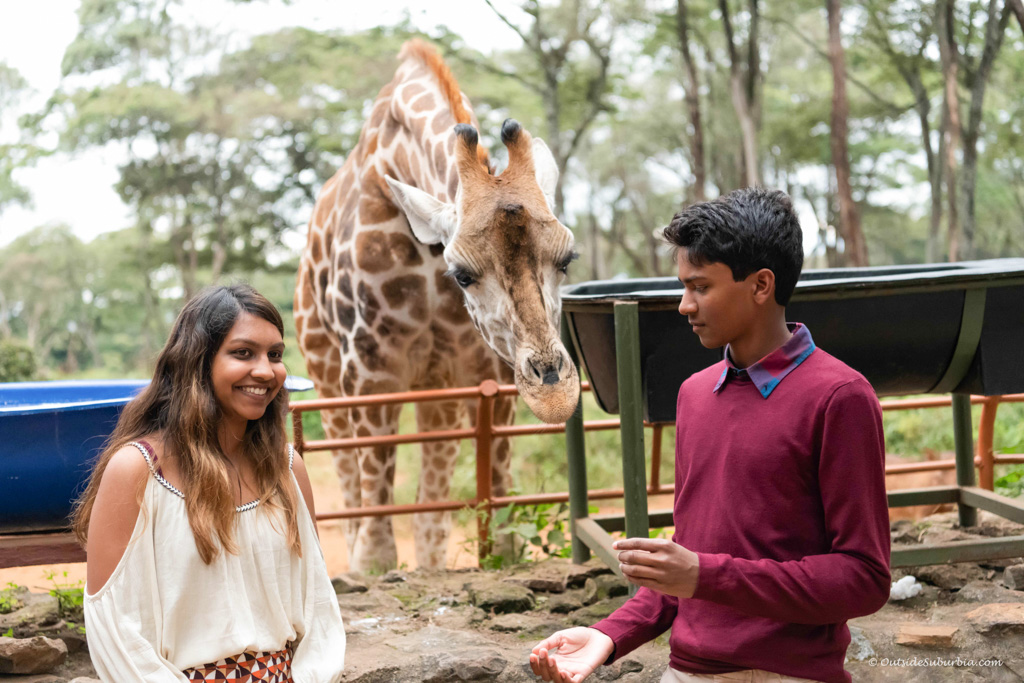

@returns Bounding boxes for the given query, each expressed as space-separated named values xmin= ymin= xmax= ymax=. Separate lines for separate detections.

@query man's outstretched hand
xmin=614 ymin=537 xmax=700 ymax=598
xmin=529 ymin=627 xmax=614 ymax=682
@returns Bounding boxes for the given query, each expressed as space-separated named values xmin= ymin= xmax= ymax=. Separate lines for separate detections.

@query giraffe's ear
xmin=384 ymin=175 xmax=458 ymax=246
xmin=531 ymin=138 xmax=558 ymax=212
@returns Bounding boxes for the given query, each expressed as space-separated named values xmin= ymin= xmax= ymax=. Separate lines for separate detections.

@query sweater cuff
xmin=693 ymin=552 xmax=731 ymax=601
xmin=590 ymin=620 xmax=643 ymax=665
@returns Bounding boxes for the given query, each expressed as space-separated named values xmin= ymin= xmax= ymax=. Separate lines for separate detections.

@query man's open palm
xmin=529 ymin=627 xmax=614 ymax=682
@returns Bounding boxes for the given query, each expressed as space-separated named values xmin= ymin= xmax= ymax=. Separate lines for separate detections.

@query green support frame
xmin=566 ymin=288 xmax=1024 ymax=571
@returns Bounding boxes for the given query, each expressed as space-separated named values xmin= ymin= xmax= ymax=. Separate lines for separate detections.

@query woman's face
xmin=210 ymin=312 xmax=286 ymax=424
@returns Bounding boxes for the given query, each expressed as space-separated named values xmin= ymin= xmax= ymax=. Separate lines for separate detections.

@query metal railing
xmin=289 ymin=386 xmax=1024 ymax=563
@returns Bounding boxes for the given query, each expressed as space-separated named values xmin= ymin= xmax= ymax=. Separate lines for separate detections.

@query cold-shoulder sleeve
xmin=289 ymin=471 xmax=346 ymax=683
xmin=84 ymin=482 xmax=188 ymax=682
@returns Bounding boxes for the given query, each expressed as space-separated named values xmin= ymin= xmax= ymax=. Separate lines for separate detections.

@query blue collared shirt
xmin=712 ymin=323 xmax=816 ymax=398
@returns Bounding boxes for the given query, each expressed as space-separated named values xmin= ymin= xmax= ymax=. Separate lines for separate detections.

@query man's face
xmin=676 ymin=249 xmax=758 ymax=350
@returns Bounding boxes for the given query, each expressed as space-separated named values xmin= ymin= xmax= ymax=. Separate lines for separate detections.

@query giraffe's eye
xmin=557 ymin=251 xmax=579 ymax=274
xmin=449 ymin=268 xmax=477 ymax=288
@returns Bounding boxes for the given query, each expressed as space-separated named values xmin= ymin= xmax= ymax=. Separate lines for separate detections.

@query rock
xmin=0 ymin=594 xmax=61 ymax=632
xmin=594 ymin=574 xmax=629 ymax=599
xmin=914 ymin=563 xmax=989 ymax=590
xmin=593 ymin=657 xmax=644 ymax=680
xmin=2 ymin=675 xmax=63 ymax=683
xmin=966 ymin=603 xmax=1024 ymax=634
xmin=0 ymin=636 xmax=68 ymax=674
xmin=505 ymin=559 xmax=570 ymax=593
xmin=387 ymin=626 xmax=507 ymax=681
xmin=895 ymin=624 xmax=958 ymax=648
xmin=381 ymin=569 xmax=408 ymax=584
xmin=845 ymin=625 xmax=875 ymax=662
xmin=569 ymin=596 xmax=629 ymax=626
xmin=582 ymin=578 xmax=599 ymax=605
xmin=336 ymin=590 xmax=405 ymax=615
xmin=70 ymin=678 xmax=102 ymax=683
xmin=890 ymin=520 xmax=921 ymax=545
xmin=547 ymin=590 xmax=585 ymax=614
xmin=565 ymin=558 xmax=613 ymax=589
xmin=1003 ymin=564 xmax=1024 ymax=591
xmin=465 ymin=579 xmax=535 ymax=614
xmin=332 ymin=574 xmax=369 ymax=594
xmin=955 ymin=580 xmax=1024 ymax=604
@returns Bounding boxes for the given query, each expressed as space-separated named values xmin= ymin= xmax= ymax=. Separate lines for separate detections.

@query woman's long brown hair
xmin=72 ymin=284 xmax=302 ymax=563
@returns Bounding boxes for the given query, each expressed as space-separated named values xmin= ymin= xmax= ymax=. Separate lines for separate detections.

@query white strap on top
xmin=288 ymin=443 xmax=294 ymax=471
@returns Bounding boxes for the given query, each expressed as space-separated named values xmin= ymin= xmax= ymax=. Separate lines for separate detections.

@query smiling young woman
xmin=72 ymin=284 xmax=345 ymax=683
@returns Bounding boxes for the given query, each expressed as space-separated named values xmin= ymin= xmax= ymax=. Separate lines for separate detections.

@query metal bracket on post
xmin=562 ymin=315 xmax=591 ymax=564
xmin=930 ymin=288 xmax=986 ymax=528
xmin=614 ymin=302 xmax=650 ymax=596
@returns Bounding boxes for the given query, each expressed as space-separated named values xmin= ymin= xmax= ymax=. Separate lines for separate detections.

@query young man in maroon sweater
xmin=530 ymin=188 xmax=891 ymax=683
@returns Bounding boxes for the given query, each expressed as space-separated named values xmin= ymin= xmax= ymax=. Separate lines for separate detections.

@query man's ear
xmin=752 ymin=268 xmax=776 ymax=304
xmin=384 ymin=175 xmax=458 ymax=246
xmin=531 ymin=138 xmax=558 ymax=211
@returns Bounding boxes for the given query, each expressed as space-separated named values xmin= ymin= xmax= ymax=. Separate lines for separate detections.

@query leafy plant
xmin=0 ymin=582 xmax=23 ymax=614
xmin=45 ymin=571 xmax=85 ymax=622
xmin=465 ymin=501 xmax=576 ymax=569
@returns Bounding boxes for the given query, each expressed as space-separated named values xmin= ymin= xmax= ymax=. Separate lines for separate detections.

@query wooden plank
xmin=614 ymin=303 xmax=650 ymax=543
xmin=593 ymin=510 xmax=673 ymax=534
xmin=0 ymin=532 xmax=86 ymax=569
xmin=887 ymin=486 xmax=960 ymax=508
xmin=574 ymin=517 xmax=621 ymax=578
xmin=959 ymin=487 xmax=1024 ymax=525
xmin=892 ymin=535 xmax=1024 ymax=567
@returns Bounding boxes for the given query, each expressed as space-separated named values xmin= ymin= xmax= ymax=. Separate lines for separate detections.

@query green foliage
xmin=472 ymin=501 xmax=573 ymax=570
xmin=45 ymin=571 xmax=85 ymax=623
xmin=0 ymin=582 xmax=23 ymax=614
xmin=0 ymin=339 xmax=36 ymax=382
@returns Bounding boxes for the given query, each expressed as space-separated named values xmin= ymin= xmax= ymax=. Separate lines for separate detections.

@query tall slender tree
xmin=676 ymin=0 xmax=707 ymax=201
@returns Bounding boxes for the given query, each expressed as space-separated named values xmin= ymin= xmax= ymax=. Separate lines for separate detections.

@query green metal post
xmin=614 ymin=303 xmax=650 ymax=548
xmin=561 ymin=316 xmax=591 ymax=564
xmin=953 ymin=393 xmax=978 ymax=528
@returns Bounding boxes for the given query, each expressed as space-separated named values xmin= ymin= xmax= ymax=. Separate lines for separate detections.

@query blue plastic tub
xmin=0 ymin=380 xmax=149 ymax=533
xmin=0 ymin=376 xmax=315 ymax=534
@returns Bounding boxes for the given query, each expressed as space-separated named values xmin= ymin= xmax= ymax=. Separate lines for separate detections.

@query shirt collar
xmin=712 ymin=323 xmax=816 ymax=398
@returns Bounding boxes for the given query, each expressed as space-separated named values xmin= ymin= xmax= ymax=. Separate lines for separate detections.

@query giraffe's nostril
xmin=541 ymin=365 xmax=560 ymax=385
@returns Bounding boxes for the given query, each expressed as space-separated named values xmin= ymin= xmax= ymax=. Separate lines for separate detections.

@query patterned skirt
xmin=182 ymin=644 xmax=292 ymax=682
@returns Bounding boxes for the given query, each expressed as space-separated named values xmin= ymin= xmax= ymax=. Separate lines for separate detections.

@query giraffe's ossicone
xmin=295 ymin=39 xmax=578 ymax=572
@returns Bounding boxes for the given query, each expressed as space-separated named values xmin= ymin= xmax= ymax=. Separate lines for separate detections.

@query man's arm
xmin=589 ymin=586 xmax=677 ymax=663
xmin=692 ymin=379 xmax=891 ymax=623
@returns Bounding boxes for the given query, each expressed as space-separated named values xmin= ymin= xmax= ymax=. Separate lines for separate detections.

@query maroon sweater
xmin=592 ymin=347 xmax=891 ymax=683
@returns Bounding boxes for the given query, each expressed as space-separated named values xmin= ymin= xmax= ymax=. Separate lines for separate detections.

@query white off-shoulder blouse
xmin=84 ymin=443 xmax=345 ymax=682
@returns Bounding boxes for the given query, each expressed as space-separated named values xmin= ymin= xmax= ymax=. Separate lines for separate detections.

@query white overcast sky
xmin=0 ymin=0 xmax=527 ymax=247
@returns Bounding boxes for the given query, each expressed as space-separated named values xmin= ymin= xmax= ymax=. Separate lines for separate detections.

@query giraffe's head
xmin=385 ymin=119 xmax=579 ymax=423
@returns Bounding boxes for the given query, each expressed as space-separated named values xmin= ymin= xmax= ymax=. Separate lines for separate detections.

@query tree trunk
xmin=676 ymin=0 xmax=706 ymax=201
xmin=719 ymin=0 xmax=760 ymax=187
xmin=937 ymin=0 xmax=963 ymax=262
xmin=826 ymin=0 xmax=867 ymax=266
xmin=961 ymin=0 xmax=1008 ymax=260
xmin=1009 ymin=0 xmax=1024 ymax=34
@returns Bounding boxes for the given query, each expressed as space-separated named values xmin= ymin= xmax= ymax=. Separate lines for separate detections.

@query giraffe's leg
xmin=294 ymin=270 xmax=363 ymax=567
xmin=348 ymin=396 xmax=401 ymax=573
xmin=412 ymin=398 xmax=465 ymax=569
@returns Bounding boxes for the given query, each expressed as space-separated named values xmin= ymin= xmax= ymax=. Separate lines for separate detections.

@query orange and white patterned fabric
xmin=183 ymin=645 xmax=292 ymax=682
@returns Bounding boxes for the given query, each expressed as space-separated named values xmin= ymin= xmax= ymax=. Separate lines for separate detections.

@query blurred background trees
xmin=1 ymin=0 xmax=1023 ymax=378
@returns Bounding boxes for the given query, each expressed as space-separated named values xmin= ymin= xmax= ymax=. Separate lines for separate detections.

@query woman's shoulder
xmin=103 ymin=438 xmax=157 ymax=483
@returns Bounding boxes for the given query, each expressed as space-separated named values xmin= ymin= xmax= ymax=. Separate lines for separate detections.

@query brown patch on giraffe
xmin=336 ymin=249 xmax=353 ymax=272
xmin=356 ymin=282 xmax=381 ymax=325
xmin=340 ymin=335 xmax=349 ymax=354
xmin=435 ymin=269 xmax=470 ymax=324
xmin=355 ymin=230 xmax=395 ymax=273
xmin=381 ymin=274 xmax=428 ymax=322
xmin=458 ymin=330 xmax=478 ymax=348
xmin=317 ymin=268 xmax=329 ymax=293
xmin=432 ymin=111 xmax=455 ymax=135
xmin=358 ymin=166 xmax=399 ymax=225
xmin=411 ymin=93 xmax=436 ymax=113
xmin=339 ymin=272 xmax=353 ymax=300
xmin=410 ymin=115 xmax=426 ymax=147
xmin=298 ymin=279 xmax=314 ymax=311
xmin=351 ymin=408 xmax=361 ymax=422
xmin=365 ymin=405 xmax=382 ymax=427
xmin=433 ymin=143 xmax=447 ymax=180
xmin=429 ymin=244 xmax=444 ymax=258
xmin=430 ymin=322 xmax=457 ymax=355
xmin=325 ymin=359 xmax=341 ymax=386
xmin=409 ymin=152 xmax=422 ymax=181
xmin=389 ymin=231 xmax=424 ymax=267
xmin=354 ymin=326 xmax=390 ymax=372
xmin=314 ymin=195 xmax=334 ymax=227
xmin=370 ymin=100 xmax=388 ymax=128
xmin=402 ymin=82 xmax=426 ymax=102
xmin=363 ymin=133 xmax=379 ymax=161
xmin=384 ymin=462 xmax=395 ymax=481
xmin=356 ymin=425 xmax=371 ymax=438
xmin=334 ymin=298 xmax=356 ymax=331
xmin=343 ymin=361 xmax=358 ymax=395
xmin=303 ymin=331 xmax=331 ymax=351
xmin=380 ymin=115 xmax=401 ymax=149
xmin=393 ymin=144 xmax=412 ymax=182
xmin=377 ymin=314 xmax=416 ymax=341
xmin=447 ymin=133 xmax=456 ymax=156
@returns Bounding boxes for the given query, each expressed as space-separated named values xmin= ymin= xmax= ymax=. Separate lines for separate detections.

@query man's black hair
xmin=663 ymin=187 xmax=804 ymax=306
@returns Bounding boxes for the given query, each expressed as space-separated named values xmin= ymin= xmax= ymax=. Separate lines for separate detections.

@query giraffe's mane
xmin=398 ymin=39 xmax=473 ymax=126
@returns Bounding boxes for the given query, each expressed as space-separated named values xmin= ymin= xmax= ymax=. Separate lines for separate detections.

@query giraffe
xmin=294 ymin=40 xmax=579 ymax=572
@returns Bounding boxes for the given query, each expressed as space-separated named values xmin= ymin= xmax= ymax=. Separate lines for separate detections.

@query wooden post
xmin=475 ymin=380 xmax=499 ymax=562
xmin=953 ymin=393 xmax=978 ymax=527
xmin=562 ymin=316 xmax=591 ymax=564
